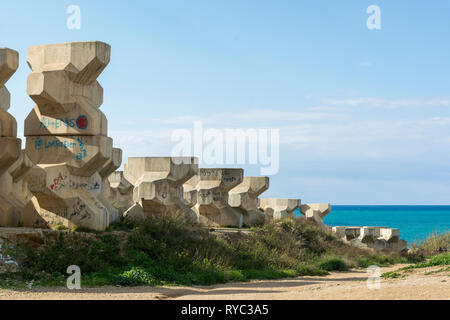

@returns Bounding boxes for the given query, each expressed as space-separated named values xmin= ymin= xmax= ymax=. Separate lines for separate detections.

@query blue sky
xmin=1 ymin=1 xmax=449 ymax=204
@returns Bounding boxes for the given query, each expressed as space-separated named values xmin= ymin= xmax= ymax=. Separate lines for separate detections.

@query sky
xmin=1 ymin=1 xmax=449 ymax=205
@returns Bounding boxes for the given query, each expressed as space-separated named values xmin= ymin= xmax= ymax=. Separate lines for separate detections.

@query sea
xmin=296 ymin=205 xmax=450 ymax=245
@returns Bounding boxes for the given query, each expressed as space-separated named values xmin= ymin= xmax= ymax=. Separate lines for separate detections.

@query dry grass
xmin=410 ymin=229 xmax=449 ymax=256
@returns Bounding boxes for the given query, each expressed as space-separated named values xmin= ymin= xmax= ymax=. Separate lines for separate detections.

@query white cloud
xmin=279 ymin=117 xmax=450 ymax=161
xmin=292 ymin=176 xmax=450 ymax=205
xmin=110 ymin=106 xmax=450 ymax=165
xmin=322 ymin=97 xmax=450 ymax=108
xmin=106 ymin=105 xmax=450 ymax=204
xmin=141 ymin=109 xmax=345 ymax=127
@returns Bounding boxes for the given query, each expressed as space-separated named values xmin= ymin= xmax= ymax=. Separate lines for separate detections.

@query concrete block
xmin=229 ymin=176 xmax=269 ymax=226
xmin=259 ymin=198 xmax=300 ymax=220
xmin=299 ymin=203 xmax=331 ymax=225
xmin=123 ymin=157 xmax=198 ymax=222
xmin=331 ymin=226 xmax=407 ymax=253
xmin=185 ymin=168 xmax=244 ymax=227
xmin=0 ymin=48 xmax=21 ymax=227
xmin=21 ymin=42 xmax=120 ymax=231
xmin=106 ymin=171 xmax=134 ymax=214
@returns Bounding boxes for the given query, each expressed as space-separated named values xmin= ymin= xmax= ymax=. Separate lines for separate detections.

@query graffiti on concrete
xmin=50 ymin=173 xmax=67 ymax=191
xmin=39 ymin=115 xmax=88 ymax=130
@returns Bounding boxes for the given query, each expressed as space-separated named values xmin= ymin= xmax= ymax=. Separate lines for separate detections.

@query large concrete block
xmin=0 ymin=49 xmax=18 ymax=89
xmin=331 ymin=226 xmax=407 ymax=253
xmin=228 ymin=176 xmax=269 ymax=226
xmin=26 ymin=136 xmax=113 ymax=177
xmin=0 ymin=138 xmax=21 ymax=175
xmin=380 ymin=228 xmax=400 ymax=242
xmin=24 ymin=105 xmax=108 ymax=137
xmin=183 ymin=182 xmax=197 ymax=209
xmin=0 ymin=86 xmax=11 ymax=112
xmin=344 ymin=227 xmax=362 ymax=240
xmin=184 ymin=168 xmax=244 ymax=227
xmin=0 ymin=48 xmax=21 ymax=227
xmin=26 ymin=42 xmax=110 ymax=114
xmin=22 ymin=42 xmax=120 ymax=231
xmin=4 ymin=151 xmax=34 ymax=217
xmin=359 ymin=226 xmax=379 ymax=243
xmin=0 ymin=105 xmax=17 ymax=137
xmin=97 ymin=148 xmax=122 ymax=223
xmin=259 ymin=198 xmax=300 ymax=220
xmin=299 ymin=203 xmax=331 ymax=225
xmin=106 ymin=171 xmax=134 ymax=214
xmin=123 ymin=157 xmax=198 ymax=222
xmin=7 ymin=152 xmax=34 ymax=228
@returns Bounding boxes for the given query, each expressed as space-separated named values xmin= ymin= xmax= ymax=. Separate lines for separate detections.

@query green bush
xmin=319 ymin=258 xmax=348 ymax=271
xmin=114 ymin=267 xmax=159 ymax=286
xmin=427 ymin=253 xmax=450 ymax=266
xmin=296 ymin=263 xmax=329 ymax=276
xmin=1 ymin=215 xmax=411 ymax=288
xmin=401 ymin=252 xmax=450 ymax=270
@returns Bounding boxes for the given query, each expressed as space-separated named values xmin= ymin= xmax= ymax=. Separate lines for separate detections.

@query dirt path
xmin=0 ymin=265 xmax=448 ymax=300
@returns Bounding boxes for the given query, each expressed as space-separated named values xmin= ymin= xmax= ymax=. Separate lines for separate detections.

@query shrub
xmin=381 ymin=271 xmax=405 ymax=279
xmin=319 ymin=258 xmax=348 ymax=271
xmin=411 ymin=230 xmax=449 ymax=256
xmin=1 ymin=215 xmax=411 ymax=288
xmin=114 ymin=267 xmax=159 ymax=286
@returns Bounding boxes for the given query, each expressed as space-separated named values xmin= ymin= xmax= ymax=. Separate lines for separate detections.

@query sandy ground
xmin=0 ymin=265 xmax=448 ymax=300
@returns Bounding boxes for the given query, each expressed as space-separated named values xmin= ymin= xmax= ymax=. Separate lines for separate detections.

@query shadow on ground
xmin=2 ymin=271 xmax=370 ymax=299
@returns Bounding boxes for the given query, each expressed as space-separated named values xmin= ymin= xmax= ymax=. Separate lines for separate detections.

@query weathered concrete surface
xmin=22 ymin=42 xmax=120 ymax=231
xmin=3 ymin=151 xmax=35 ymax=222
xmin=299 ymin=203 xmax=331 ymax=225
xmin=98 ymin=148 xmax=122 ymax=223
xmin=182 ymin=182 xmax=197 ymax=211
xmin=228 ymin=176 xmax=269 ymax=226
xmin=123 ymin=157 xmax=198 ymax=221
xmin=106 ymin=171 xmax=134 ymax=214
xmin=185 ymin=168 xmax=244 ymax=227
xmin=331 ymin=226 xmax=407 ymax=253
xmin=259 ymin=198 xmax=300 ymax=220
xmin=0 ymin=48 xmax=22 ymax=227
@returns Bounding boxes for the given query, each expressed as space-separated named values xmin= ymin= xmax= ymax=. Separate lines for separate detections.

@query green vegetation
xmin=319 ymin=258 xmax=348 ymax=271
xmin=423 ymin=267 xmax=450 ymax=276
xmin=381 ymin=271 xmax=406 ymax=279
xmin=0 ymin=215 xmax=423 ymax=289
xmin=399 ymin=252 xmax=450 ymax=270
xmin=381 ymin=252 xmax=449 ymax=279
xmin=380 ymin=233 xmax=449 ymax=280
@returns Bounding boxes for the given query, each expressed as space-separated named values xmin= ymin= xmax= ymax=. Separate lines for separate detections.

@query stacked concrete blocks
xmin=228 ymin=176 xmax=269 ymax=226
xmin=123 ymin=157 xmax=199 ymax=222
xmin=259 ymin=198 xmax=301 ymax=221
xmin=0 ymin=48 xmax=21 ymax=227
xmin=332 ymin=226 xmax=407 ymax=252
xmin=185 ymin=168 xmax=244 ymax=227
xmin=22 ymin=42 xmax=120 ymax=231
xmin=299 ymin=203 xmax=331 ymax=226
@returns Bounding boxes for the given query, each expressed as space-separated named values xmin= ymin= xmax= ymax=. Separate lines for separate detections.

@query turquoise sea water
xmin=297 ymin=206 xmax=450 ymax=245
